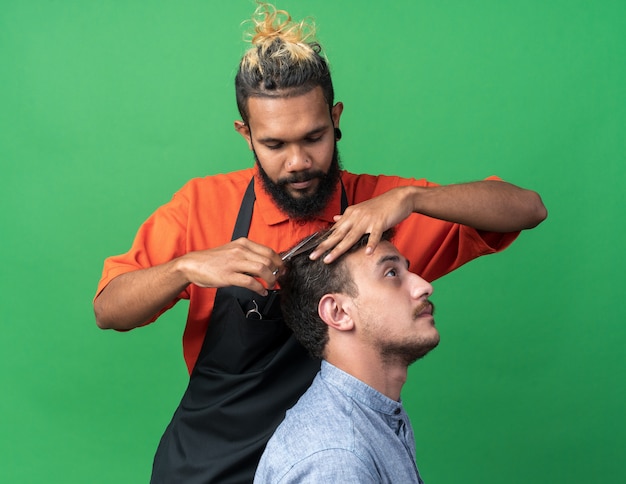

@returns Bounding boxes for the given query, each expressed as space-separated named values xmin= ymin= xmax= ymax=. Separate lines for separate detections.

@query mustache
xmin=413 ymin=300 xmax=435 ymax=319
xmin=277 ymin=170 xmax=326 ymax=186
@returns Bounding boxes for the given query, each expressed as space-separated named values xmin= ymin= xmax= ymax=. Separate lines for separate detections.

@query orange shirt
xmin=96 ymin=167 xmax=518 ymax=373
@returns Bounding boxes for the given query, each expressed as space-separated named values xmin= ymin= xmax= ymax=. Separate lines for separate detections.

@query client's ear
xmin=318 ymin=294 xmax=354 ymax=332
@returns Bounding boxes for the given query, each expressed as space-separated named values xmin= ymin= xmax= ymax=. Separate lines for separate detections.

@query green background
xmin=1 ymin=1 xmax=624 ymax=482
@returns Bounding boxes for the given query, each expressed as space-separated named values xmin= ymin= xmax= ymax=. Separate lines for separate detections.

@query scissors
xmin=269 ymin=231 xmax=331 ymax=276
xmin=279 ymin=231 xmax=332 ymax=265
xmin=246 ymin=232 xmax=331 ymax=319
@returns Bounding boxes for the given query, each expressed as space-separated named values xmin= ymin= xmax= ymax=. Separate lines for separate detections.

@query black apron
xmin=150 ymin=179 xmax=348 ymax=483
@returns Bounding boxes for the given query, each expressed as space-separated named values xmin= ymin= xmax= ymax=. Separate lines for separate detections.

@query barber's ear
xmin=318 ymin=294 xmax=354 ymax=331
xmin=331 ymin=102 xmax=344 ymax=128
xmin=234 ymin=121 xmax=253 ymax=150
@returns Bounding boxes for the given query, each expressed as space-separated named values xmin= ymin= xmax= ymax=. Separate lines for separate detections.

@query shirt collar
xmin=320 ymin=360 xmax=405 ymax=417
xmin=253 ymin=166 xmax=343 ymax=226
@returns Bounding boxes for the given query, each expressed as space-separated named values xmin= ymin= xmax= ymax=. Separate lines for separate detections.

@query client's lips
xmin=414 ymin=301 xmax=434 ymax=319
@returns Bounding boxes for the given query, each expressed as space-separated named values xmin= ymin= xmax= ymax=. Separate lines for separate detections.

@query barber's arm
xmin=94 ymin=238 xmax=283 ymax=330
xmin=310 ymin=180 xmax=547 ymax=263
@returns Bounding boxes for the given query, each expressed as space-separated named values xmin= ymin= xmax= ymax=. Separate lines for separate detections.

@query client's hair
xmin=279 ymin=230 xmax=394 ymax=359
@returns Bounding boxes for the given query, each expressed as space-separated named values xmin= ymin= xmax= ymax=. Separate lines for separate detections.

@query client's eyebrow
xmin=377 ymin=254 xmax=410 ymax=269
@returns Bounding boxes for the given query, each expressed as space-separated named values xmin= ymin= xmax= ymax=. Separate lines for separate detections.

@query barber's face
xmin=346 ymin=242 xmax=439 ymax=364
xmin=235 ymin=87 xmax=343 ymax=218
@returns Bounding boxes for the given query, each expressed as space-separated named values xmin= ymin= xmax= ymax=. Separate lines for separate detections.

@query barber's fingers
xmin=182 ymin=238 xmax=282 ymax=295
xmin=225 ymin=238 xmax=284 ymax=291
xmin=310 ymin=188 xmax=414 ymax=263
xmin=309 ymin=222 xmax=364 ymax=263
xmin=309 ymin=209 xmax=383 ymax=263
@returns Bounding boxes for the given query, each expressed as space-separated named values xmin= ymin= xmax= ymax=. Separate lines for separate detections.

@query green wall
xmin=1 ymin=1 xmax=624 ymax=482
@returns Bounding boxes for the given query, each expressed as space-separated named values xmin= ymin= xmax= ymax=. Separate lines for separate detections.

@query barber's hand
xmin=179 ymin=238 xmax=283 ymax=296
xmin=310 ymin=187 xmax=416 ymax=263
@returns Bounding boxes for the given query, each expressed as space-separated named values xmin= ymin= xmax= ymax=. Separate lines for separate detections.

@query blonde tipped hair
xmin=243 ymin=4 xmax=317 ymax=70
xmin=235 ymin=2 xmax=334 ymax=123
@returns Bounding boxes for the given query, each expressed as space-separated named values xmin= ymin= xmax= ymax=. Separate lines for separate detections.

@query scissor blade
xmin=281 ymin=232 xmax=319 ymax=261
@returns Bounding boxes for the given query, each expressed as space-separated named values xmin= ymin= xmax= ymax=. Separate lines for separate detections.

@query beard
xmin=254 ymin=145 xmax=342 ymax=220
xmin=374 ymin=301 xmax=440 ymax=366
xmin=379 ymin=335 xmax=440 ymax=367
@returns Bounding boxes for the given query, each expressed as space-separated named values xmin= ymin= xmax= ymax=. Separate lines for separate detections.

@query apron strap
xmin=232 ymin=177 xmax=257 ymax=241
xmin=340 ymin=179 xmax=348 ymax=214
